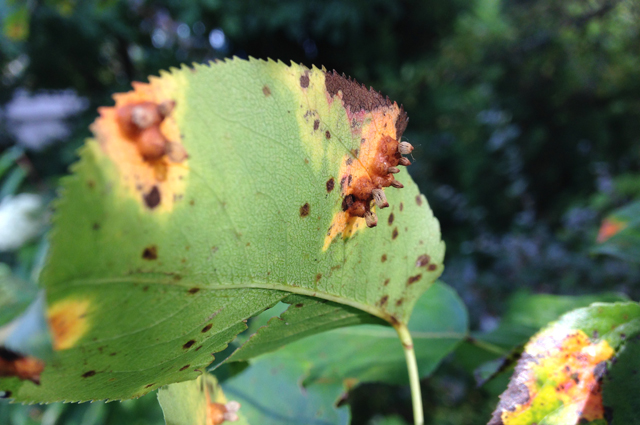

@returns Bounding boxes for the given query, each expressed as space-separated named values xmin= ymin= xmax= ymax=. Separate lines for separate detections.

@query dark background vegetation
xmin=1 ymin=0 xmax=639 ymax=424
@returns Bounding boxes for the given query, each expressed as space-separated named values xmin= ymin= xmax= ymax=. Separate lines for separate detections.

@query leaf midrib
xmin=55 ymin=276 xmax=397 ymax=324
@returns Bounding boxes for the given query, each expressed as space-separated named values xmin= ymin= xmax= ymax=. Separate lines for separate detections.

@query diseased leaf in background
xmin=593 ymin=201 xmax=640 ymax=264
xmin=158 ymin=373 xmax=247 ymax=425
xmin=0 ymin=59 xmax=444 ymax=402
xmin=454 ymin=292 xmax=629 ymax=377
xmin=488 ymin=302 xmax=640 ymax=425
xmin=228 ymin=282 xmax=467 ymax=386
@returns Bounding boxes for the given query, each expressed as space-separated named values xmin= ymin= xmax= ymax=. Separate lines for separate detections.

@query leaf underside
xmin=0 ymin=58 xmax=444 ymax=403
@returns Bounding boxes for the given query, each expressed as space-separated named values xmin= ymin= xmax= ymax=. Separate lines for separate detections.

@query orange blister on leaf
xmin=489 ymin=328 xmax=615 ymax=425
xmin=91 ymin=78 xmax=188 ymax=212
xmin=322 ymin=72 xmax=410 ymax=249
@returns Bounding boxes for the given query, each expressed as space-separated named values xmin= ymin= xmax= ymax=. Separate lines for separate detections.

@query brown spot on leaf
xmin=188 ymin=287 xmax=200 ymax=294
xmin=183 ymin=340 xmax=196 ymax=349
xmin=428 ymin=264 xmax=437 ymax=271
xmin=392 ymin=227 xmax=399 ymax=239
xmin=379 ymin=295 xmax=389 ymax=307
xmin=314 ymin=119 xmax=320 ymax=130
xmin=407 ymin=274 xmax=422 ymax=285
xmin=142 ymin=245 xmax=158 ymax=260
xmin=326 ymin=177 xmax=335 ymax=192
xmin=82 ymin=370 xmax=96 ymax=378
xmin=396 ymin=299 xmax=404 ymax=306
xmin=262 ymin=85 xmax=271 ymax=96
xmin=300 ymin=203 xmax=310 ymax=217
xmin=92 ymin=223 xmax=100 ymax=230
xmin=383 ymin=279 xmax=390 ymax=286
xmin=300 ymin=73 xmax=310 ymax=88
xmin=179 ymin=365 xmax=190 ymax=371
xmin=325 ymin=130 xmax=331 ymax=139
xmin=416 ymin=195 xmax=423 ymax=206
xmin=144 ymin=186 xmax=161 ymax=209
xmin=416 ymin=254 xmax=430 ymax=268
xmin=295 ymin=303 xmax=304 ymax=308
xmin=316 ymin=273 xmax=322 ymax=282
xmin=145 ymin=383 xmax=156 ymax=388
xmin=388 ymin=213 xmax=394 ymax=225
xmin=202 ymin=324 xmax=213 ymax=333
xmin=381 ymin=254 xmax=387 ymax=262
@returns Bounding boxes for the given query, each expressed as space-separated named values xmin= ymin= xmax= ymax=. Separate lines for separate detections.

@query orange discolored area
xmin=0 ymin=347 xmax=45 ymax=385
xmin=491 ymin=328 xmax=615 ymax=425
xmin=323 ymin=71 xmax=411 ymax=249
xmin=47 ymin=298 xmax=91 ymax=351
xmin=596 ymin=218 xmax=628 ymax=243
xmin=91 ymin=78 xmax=188 ymax=212
xmin=204 ymin=379 xmax=241 ymax=424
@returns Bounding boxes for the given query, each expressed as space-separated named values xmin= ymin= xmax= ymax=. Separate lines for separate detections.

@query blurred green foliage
xmin=1 ymin=0 xmax=640 ymax=424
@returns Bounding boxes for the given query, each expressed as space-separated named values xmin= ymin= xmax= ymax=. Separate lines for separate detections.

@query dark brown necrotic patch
xmin=428 ymin=264 xmax=437 ymax=271
xmin=407 ymin=274 xmax=422 ymax=285
xmin=392 ymin=228 xmax=399 ymax=239
xmin=416 ymin=195 xmax=423 ymax=206
xmin=300 ymin=203 xmax=310 ymax=217
xmin=188 ymin=287 xmax=200 ymax=294
xmin=82 ymin=370 xmax=96 ymax=378
xmin=326 ymin=177 xmax=335 ymax=192
xmin=416 ymin=254 xmax=430 ymax=267
xmin=300 ymin=74 xmax=310 ymax=88
xmin=325 ymin=130 xmax=331 ymax=139
xmin=379 ymin=295 xmax=388 ymax=307
xmin=144 ymin=186 xmax=161 ymax=209
xmin=179 ymin=364 xmax=190 ymax=371
xmin=388 ymin=213 xmax=395 ymax=225
xmin=381 ymin=254 xmax=387 ymax=262
xmin=145 ymin=383 xmax=156 ymax=388
xmin=183 ymin=340 xmax=196 ymax=349
xmin=314 ymin=119 xmax=320 ymax=130
xmin=324 ymin=70 xmax=408 ymax=138
xmin=142 ymin=245 xmax=158 ymax=260
xmin=262 ymin=85 xmax=271 ymax=96
xmin=201 ymin=324 xmax=212 ymax=333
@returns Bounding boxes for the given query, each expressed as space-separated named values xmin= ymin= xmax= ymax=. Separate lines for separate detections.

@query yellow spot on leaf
xmin=90 ymin=72 xmax=188 ymax=213
xmin=501 ymin=329 xmax=614 ymax=425
xmin=47 ymin=298 xmax=91 ymax=350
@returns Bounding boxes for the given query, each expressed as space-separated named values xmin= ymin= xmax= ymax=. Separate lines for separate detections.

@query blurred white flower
xmin=0 ymin=194 xmax=45 ymax=251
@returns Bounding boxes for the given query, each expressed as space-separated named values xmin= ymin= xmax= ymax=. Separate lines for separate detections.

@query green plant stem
xmin=395 ymin=323 xmax=424 ymax=425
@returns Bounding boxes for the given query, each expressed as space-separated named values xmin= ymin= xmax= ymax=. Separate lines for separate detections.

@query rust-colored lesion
xmin=0 ymin=347 xmax=45 ymax=385
xmin=91 ymin=79 xmax=188 ymax=212
xmin=323 ymin=71 xmax=413 ymax=250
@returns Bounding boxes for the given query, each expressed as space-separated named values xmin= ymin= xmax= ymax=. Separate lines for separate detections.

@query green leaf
xmin=232 ymin=282 xmax=467 ymax=385
xmin=1 ymin=59 xmax=444 ymax=402
xmin=222 ymin=349 xmax=350 ymax=425
xmin=0 ymin=263 xmax=38 ymax=327
xmin=488 ymin=302 xmax=640 ymax=425
xmin=593 ymin=200 xmax=640 ymax=264
xmin=158 ymin=373 xmax=247 ymax=425
xmin=225 ymin=295 xmax=384 ymax=363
